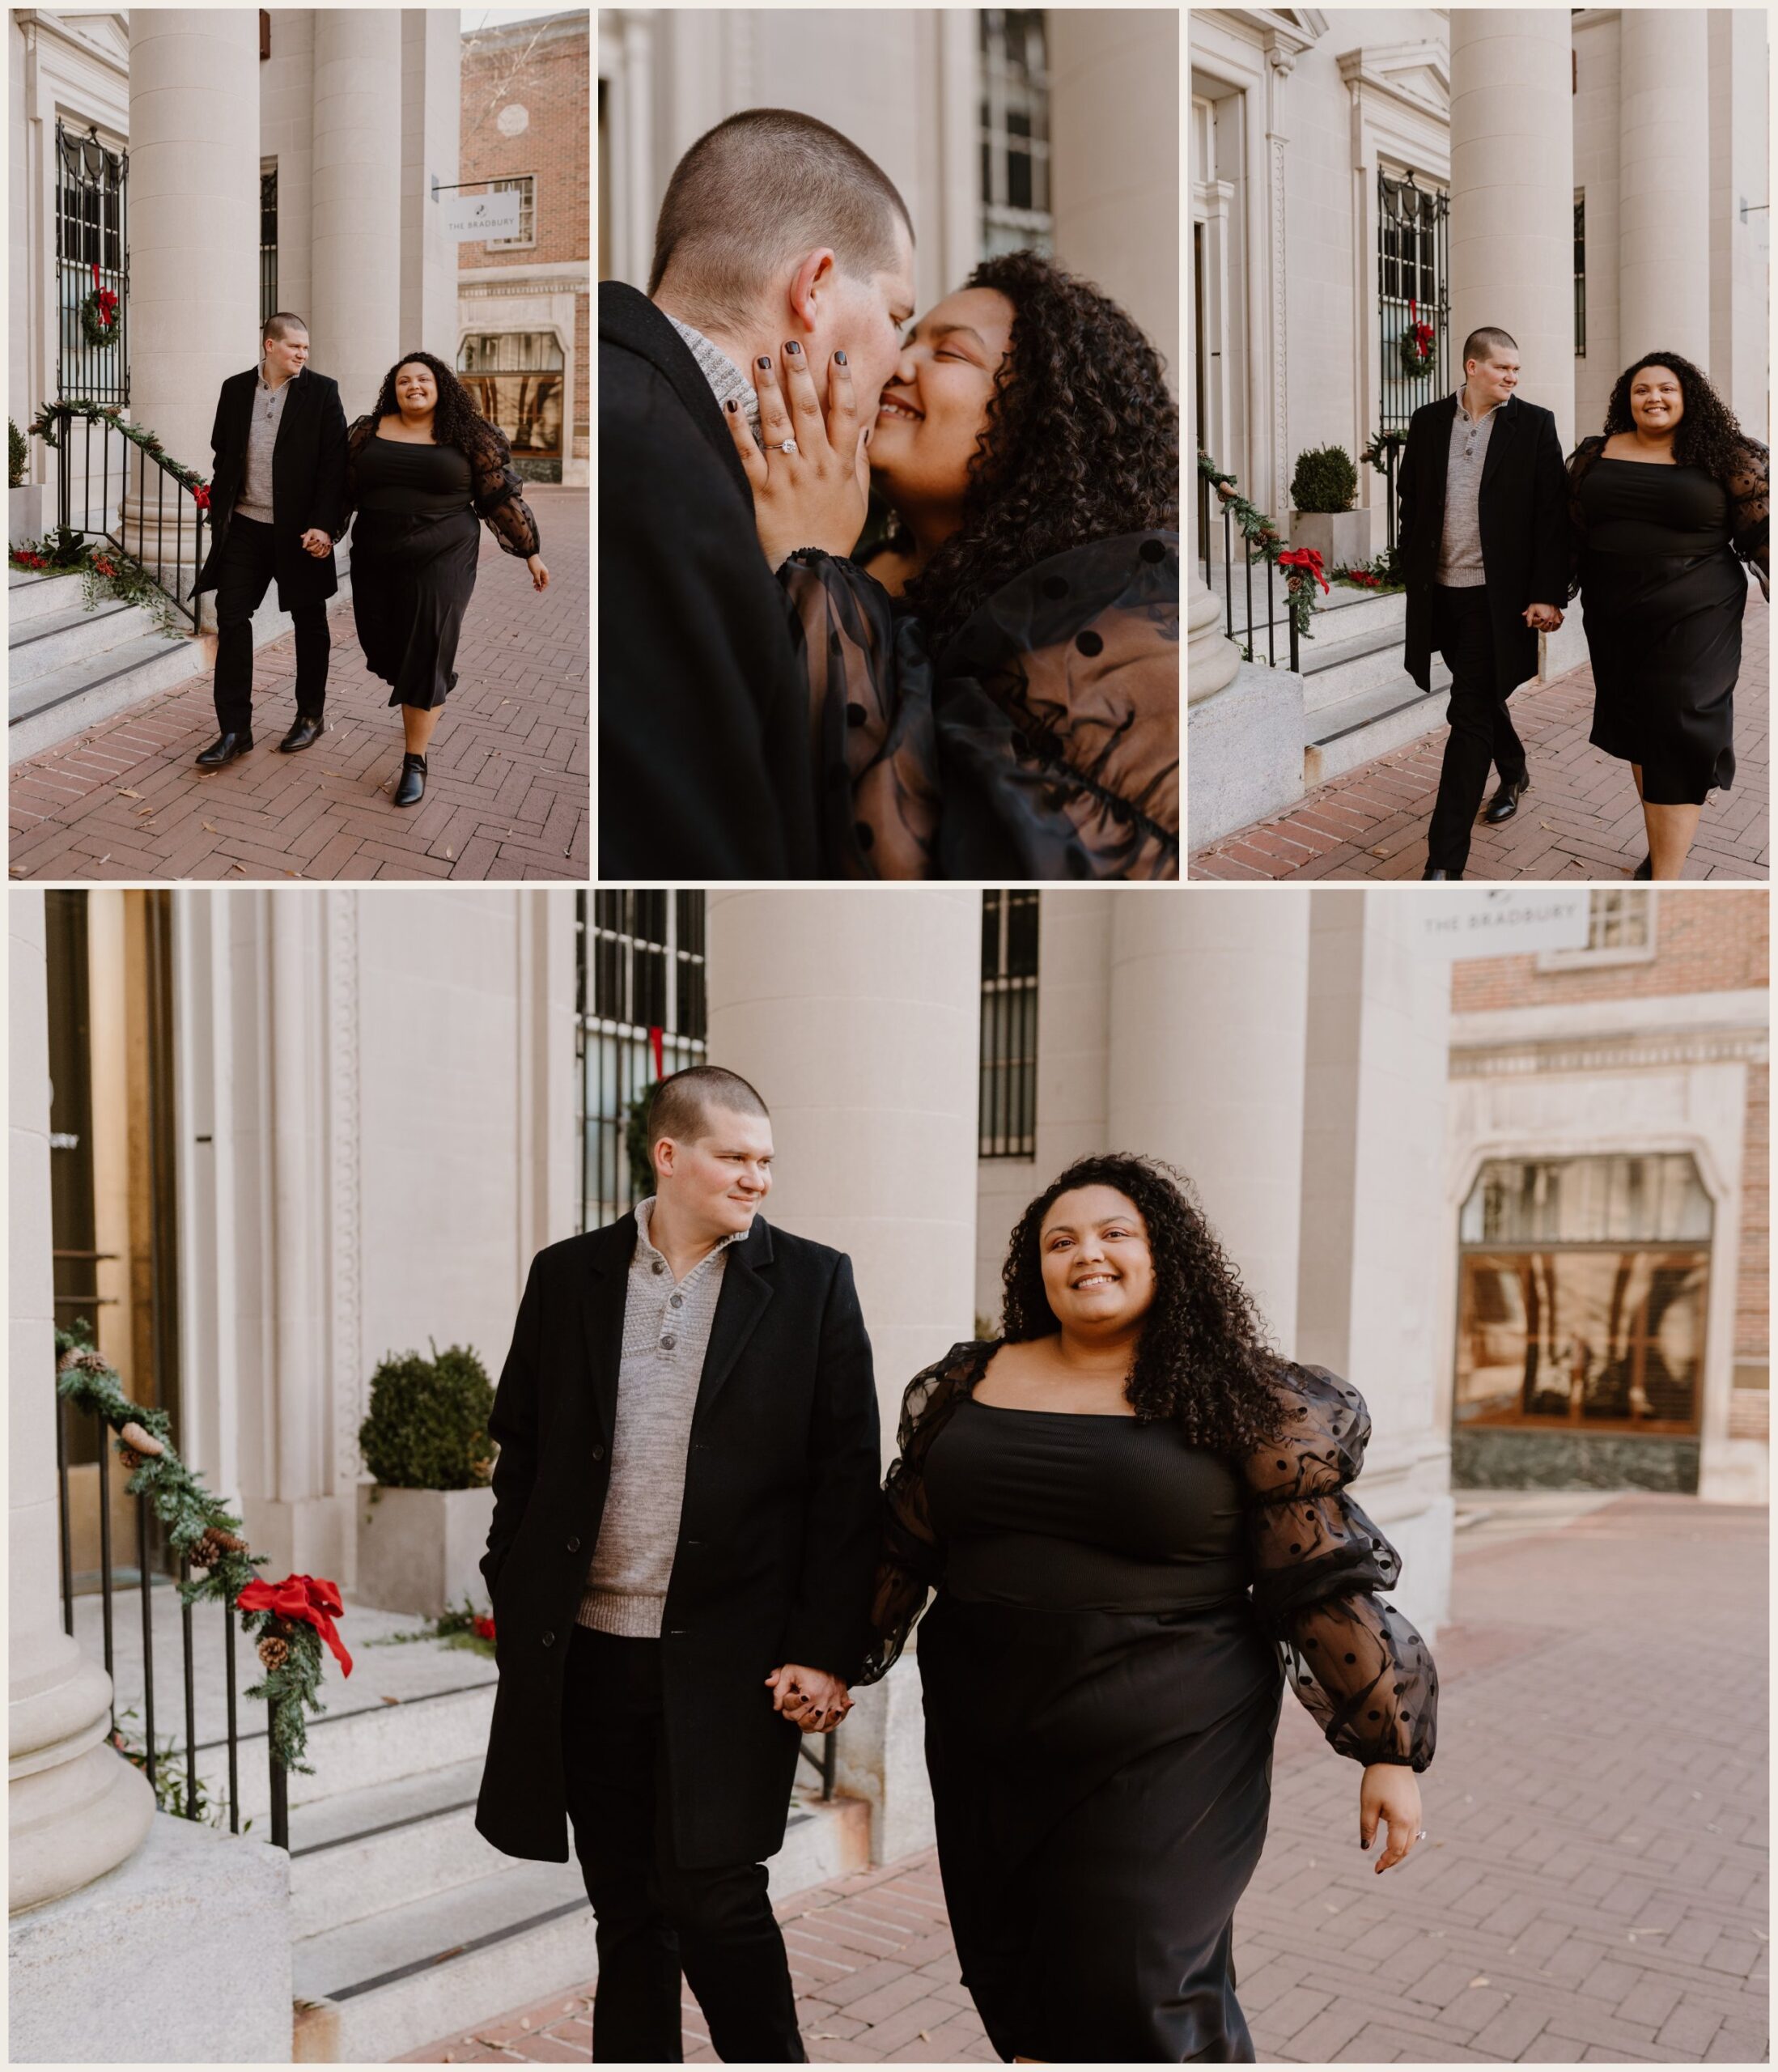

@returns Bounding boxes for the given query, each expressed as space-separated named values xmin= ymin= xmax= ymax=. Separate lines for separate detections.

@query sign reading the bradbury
xmin=1411 ymin=889 xmax=1593 ymax=960
xmin=441 ymin=188 xmax=522 ymax=241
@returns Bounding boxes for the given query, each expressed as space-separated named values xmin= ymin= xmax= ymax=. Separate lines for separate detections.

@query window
xmin=486 ymin=173 xmax=536 ymax=250
xmin=979 ymin=11 xmax=1051 ymax=258
xmin=575 ymin=892 xmax=707 ymax=1234
xmin=1456 ymin=1153 xmax=1711 ymax=1435
xmin=1537 ymin=888 xmax=1655 ymax=970
xmin=1377 ymin=169 xmax=1449 ymax=434
xmin=260 ymin=166 xmax=278 ymax=328
xmin=458 ymin=331 xmax=565 ymax=481
xmin=1573 ymin=193 xmax=1586 ymax=358
xmin=979 ymin=891 xmax=1039 ymax=1157
xmin=55 ymin=121 xmax=128 ymax=405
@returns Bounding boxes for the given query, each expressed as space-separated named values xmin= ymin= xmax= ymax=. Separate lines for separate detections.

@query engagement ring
xmin=776 ymin=438 xmax=798 ymax=455
xmin=1415 ymin=1829 xmax=1428 ymax=1841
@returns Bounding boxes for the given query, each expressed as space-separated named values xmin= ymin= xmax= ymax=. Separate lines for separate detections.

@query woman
xmin=721 ymin=252 xmax=1179 ymax=879
xmin=340 ymin=351 xmax=549 ymax=807
xmin=851 ymin=1154 xmax=1435 ymax=2063
xmin=1567 ymin=352 xmax=1767 ymax=878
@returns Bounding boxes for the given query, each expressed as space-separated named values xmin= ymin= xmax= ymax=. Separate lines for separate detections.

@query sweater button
xmin=660 ymin=1335 xmax=677 ymax=1350
xmin=541 ymin=1630 xmax=556 ymax=1648
xmin=651 ymin=1261 xmax=665 ymax=1275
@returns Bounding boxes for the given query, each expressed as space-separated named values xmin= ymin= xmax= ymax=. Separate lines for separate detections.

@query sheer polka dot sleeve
xmin=1242 ymin=1364 xmax=1438 ymax=1772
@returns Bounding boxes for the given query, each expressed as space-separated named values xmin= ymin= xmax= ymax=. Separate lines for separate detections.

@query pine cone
xmin=117 ymin=1446 xmax=142 ymax=1471
xmin=191 ymin=1527 xmax=245 ymax=1569
xmin=257 ymin=1634 xmax=290 ymax=1673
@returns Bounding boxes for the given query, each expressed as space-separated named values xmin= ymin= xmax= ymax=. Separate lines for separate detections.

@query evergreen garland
xmin=53 ymin=1323 xmax=335 ymax=1776
xmin=1196 ymin=450 xmax=1319 ymax=643
xmin=27 ymin=398 xmax=210 ymax=498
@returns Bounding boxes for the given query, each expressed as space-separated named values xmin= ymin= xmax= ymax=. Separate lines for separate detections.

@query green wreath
xmin=78 ymin=276 xmax=121 ymax=350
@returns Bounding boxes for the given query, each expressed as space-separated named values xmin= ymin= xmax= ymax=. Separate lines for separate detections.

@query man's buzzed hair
xmin=263 ymin=311 xmax=309 ymax=342
xmin=647 ymin=108 xmax=913 ymax=332
xmin=1462 ymin=325 xmax=1518 ymax=368
xmin=647 ymin=1064 xmax=770 ymax=1150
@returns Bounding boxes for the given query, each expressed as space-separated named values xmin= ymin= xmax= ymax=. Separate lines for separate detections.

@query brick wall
xmin=459 ymin=14 xmax=589 ymax=461
xmin=1450 ymin=889 xmax=1769 ymax=1011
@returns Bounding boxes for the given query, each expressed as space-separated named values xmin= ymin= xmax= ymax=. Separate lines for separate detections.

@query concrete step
xmin=1201 ymin=567 xmax=1407 ymax=654
xmin=1305 ymin=662 xmax=1453 ymax=786
xmin=1301 ymin=620 xmax=1428 ymax=716
xmin=8 ymin=568 xmax=87 ymax=625
xmin=8 ymin=593 xmax=166 ymax=685
xmin=8 ymin=627 xmax=208 ymax=761
xmin=289 ymin=1756 xmax=497 ymax=1938
xmin=299 ymin=1790 xmax=871 ymax=2063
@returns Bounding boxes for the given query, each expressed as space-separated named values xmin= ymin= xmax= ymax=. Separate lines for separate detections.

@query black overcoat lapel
xmin=1479 ymin=392 xmax=1519 ymax=496
xmin=273 ymin=365 xmax=311 ymax=453
xmin=1428 ymin=391 xmax=1458 ymax=522
xmin=692 ymin=1216 xmax=775 ymax=1431
xmin=579 ymin=1214 xmax=636 ymax=1447
xmin=599 ymin=282 xmax=753 ymax=507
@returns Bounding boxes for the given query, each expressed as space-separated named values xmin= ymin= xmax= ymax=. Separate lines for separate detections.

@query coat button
xmin=668 ymin=1628 xmax=686 ymax=1638
xmin=566 ymin=1536 xmax=581 ymax=1554
xmin=541 ymin=1630 xmax=556 ymax=1648
xmin=591 ymin=1444 xmax=605 ymax=1463
xmin=685 ymin=1539 xmax=702 ymax=1550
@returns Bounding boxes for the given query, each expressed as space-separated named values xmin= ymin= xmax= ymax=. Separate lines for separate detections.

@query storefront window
xmin=1456 ymin=1155 xmax=1711 ymax=1435
xmin=458 ymin=331 xmax=565 ymax=482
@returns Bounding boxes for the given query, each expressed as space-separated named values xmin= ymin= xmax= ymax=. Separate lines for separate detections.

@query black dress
xmin=1567 ymin=439 xmax=1770 ymax=805
xmin=860 ymin=1342 xmax=1437 ymax=2065
xmin=342 ymin=418 xmax=541 ymax=711
xmin=779 ymin=533 xmax=1179 ymax=879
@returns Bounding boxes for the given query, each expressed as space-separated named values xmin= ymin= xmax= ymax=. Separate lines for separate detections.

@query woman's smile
xmin=877 ymin=395 xmax=923 ymax=422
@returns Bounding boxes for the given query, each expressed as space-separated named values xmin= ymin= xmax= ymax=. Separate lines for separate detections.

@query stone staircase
xmin=78 ymin=1582 xmax=868 ymax=2062
xmin=8 ymin=567 xmax=203 ymax=765
xmin=1202 ymin=565 xmax=1450 ymax=785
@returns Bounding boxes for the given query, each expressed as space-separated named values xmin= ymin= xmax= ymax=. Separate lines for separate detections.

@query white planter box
xmin=356 ymin=1484 xmax=495 ymax=1618
xmin=10 ymin=483 xmax=45 ymax=547
xmin=1288 ymin=507 xmax=1373 ymax=573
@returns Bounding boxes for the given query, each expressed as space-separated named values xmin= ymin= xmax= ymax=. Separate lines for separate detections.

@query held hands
xmin=1359 ymin=1764 xmax=1425 ymax=1875
xmin=1523 ymin=601 xmax=1564 ymax=631
xmin=722 ymin=342 xmax=871 ymax=571
xmin=526 ymin=554 xmax=550 ymax=592
xmin=764 ymin=1662 xmax=853 ymax=1734
xmin=299 ymin=528 xmax=331 ymax=559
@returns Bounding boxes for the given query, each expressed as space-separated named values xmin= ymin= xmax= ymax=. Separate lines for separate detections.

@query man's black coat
xmin=192 ymin=365 xmax=348 ymax=611
xmin=598 ymin=282 xmax=820 ymax=880
xmin=1397 ymin=393 xmax=1570 ymax=699
xmin=473 ymin=1212 xmax=881 ymax=1870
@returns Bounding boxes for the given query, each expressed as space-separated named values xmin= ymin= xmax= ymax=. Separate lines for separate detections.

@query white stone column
xmin=1296 ymin=891 xmax=1454 ymax=1634
xmin=1049 ymin=9 xmax=1179 ymax=386
xmin=124 ymin=11 xmax=259 ymax=573
xmin=706 ymin=889 xmax=978 ymax=1866
xmin=1618 ymin=9 xmax=1711 ymax=375
xmin=9 ymin=893 xmax=156 ymax=1915
xmin=1106 ymin=890 xmax=1312 ymax=1350
xmin=401 ymin=9 xmax=460 ymax=362
xmin=1448 ymin=11 xmax=1575 ymax=454
xmin=311 ymin=9 xmax=402 ymax=422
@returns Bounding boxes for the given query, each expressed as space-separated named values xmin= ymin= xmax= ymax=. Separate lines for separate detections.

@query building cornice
xmin=1451 ymin=988 xmax=1770 ymax=1056
xmin=1451 ymin=1028 xmax=1767 ymax=1081
xmin=1337 ymin=40 xmax=1449 ymax=122
xmin=1203 ymin=11 xmax=1322 ymax=62
xmin=15 ymin=9 xmax=129 ymax=83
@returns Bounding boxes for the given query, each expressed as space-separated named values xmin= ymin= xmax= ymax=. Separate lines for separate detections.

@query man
xmin=600 ymin=109 xmax=917 ymax=879
xmin=474 ymin=1066 xmax=881 ymax=2063
xmin=190 ymin=312 xmax=347 ymax=769
xmin=1398 ymin=327 xmax=1570 ymax=878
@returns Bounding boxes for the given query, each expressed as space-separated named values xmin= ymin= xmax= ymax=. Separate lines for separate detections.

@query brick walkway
xmin=8 ymin=486 xmax=586 ymax=881
xmin=1190 ymin=592 xmax=1767 ymax=881
xmin=404 ymin=1492 xmax=1767 ymax=2065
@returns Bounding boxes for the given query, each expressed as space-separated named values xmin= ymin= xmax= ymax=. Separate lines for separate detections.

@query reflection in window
xmin=1456 ymin=1153 xmax=1711 ymax=1434
xmin=1584 ymin=887 xmax=1651 ymax=952
xmin=979 ymin=890 xmax=1038 ymax=1158
xmin=979 ymin=11 xmax=1052 ymax=259
xmin=459 ymin=331 xmax=565 ymax=481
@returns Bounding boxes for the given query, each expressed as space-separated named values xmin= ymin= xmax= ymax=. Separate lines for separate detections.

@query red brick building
xmin=1446 ymin=888 xmax=1768 ymax=1503
xmin=457 ymin=11 xmax=589 ymax=485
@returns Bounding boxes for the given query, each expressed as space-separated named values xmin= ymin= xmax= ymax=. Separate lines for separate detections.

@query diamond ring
xmin=1415 ymin=1828 xmax=1428 ymax=1841
xmin=776 ymin=438 xmax=798 ymax=455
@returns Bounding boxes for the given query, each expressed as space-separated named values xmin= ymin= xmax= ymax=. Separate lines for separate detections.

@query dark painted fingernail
xmin=785 ymin=340 xmax=801 ymax=356
xmin=724 ymin=399 xmax=737 ymax=414
xmin=834 ymin=349 xmax=847 ymax=365
xmin=757 ymin=356 xmax=771 ymax=371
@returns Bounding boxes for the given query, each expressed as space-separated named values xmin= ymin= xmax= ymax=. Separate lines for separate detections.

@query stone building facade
xmin=458 ymin=11 xmax=590 ymax=487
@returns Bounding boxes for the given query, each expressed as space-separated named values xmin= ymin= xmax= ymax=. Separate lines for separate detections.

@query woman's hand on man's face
xmin=722 ymin=342 xmax=871 ymax=571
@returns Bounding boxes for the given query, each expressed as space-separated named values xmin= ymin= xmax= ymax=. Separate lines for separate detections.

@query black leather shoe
xmin=393 ymin=753 xmax=426 ymax=808
xmin=279 ymin=714 xmax=326 ymax=754
xmin=195 ymin=732 xmax=252 ymax=770
xmin=1482 ymin=774 xmax=1530 ymax=825
xmin=1634 ymin=855 xmax=1653 ymax=880
xmin=1422 ymin=865 xmax=1458 ymax=880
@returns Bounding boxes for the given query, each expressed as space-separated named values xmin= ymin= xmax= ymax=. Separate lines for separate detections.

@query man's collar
xmin=632 ymin=1194 xmax=749 ymax=1271
xmin=1455 ymin=386 xmax=1508 ymax=426
xmin=660 ymin=311 xmax=762 ymax=442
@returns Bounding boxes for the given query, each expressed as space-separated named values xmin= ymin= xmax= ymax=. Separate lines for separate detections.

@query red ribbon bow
xmin=238 ymin=1573 xmax=353 ymax=1677
xmin=648 ymin=1025 xmax=664 ymax=1080
xmin=1278 ymin=545 xmax=1330 ymax=597
xmin=91 ymin=261 xmax=101 ymax=291
xmin=191 ymin=484 xmax=211 ymax=509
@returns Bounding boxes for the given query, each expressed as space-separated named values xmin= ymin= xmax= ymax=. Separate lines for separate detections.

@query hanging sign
xmin=1412 ymin=888 xmax=1594 ymax=960
xmin=441 ymin=189 xmax=522 ymax=240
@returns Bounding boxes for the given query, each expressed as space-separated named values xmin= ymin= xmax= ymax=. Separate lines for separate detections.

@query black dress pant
xmin=1426 ymin=584 xmax=1528 ymax=874
xmin=562 ymin=1626 xmax=806 ymax=2065
xmin=211 ymin=515 xmax=330 ymax=733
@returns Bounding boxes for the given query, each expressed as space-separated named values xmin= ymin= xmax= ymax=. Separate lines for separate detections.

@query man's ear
xmin=787 ymin=248 xmax=838 ymax=335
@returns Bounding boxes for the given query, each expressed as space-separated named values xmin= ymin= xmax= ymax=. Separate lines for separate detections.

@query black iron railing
xmin=798 ymin=1729 xmax=838 ymax=1801
xmin=56 ymin=1393 xmax=283 ymax=1849
xmin=1195 ymin=458 xmax=1301 ymax=674
xmin=50 ymin=406 xmax=207 ymax=633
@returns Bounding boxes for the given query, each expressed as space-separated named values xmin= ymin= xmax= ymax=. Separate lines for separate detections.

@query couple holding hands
xmin=472 ymin=1066 xmax=1438 ymax=2064
xmin=193 ymin=312 xmax=549 ymax=809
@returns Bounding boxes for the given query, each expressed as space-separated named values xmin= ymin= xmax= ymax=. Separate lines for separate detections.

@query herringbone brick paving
xmin=404 ymin=1492 xmax=1767 ymax=2064
xmin=8 ymin=486 xmax=587 ymax=881
xmin=1190 ymin=590 xmax=1767 ymax=881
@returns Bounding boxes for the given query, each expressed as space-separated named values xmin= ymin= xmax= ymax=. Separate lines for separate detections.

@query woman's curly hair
xmin=898 ymin=252 xmax=1178 ymax=657
xmin=999 ymin=1153 xmax=1289 ymax=1455
xmin=1600 ymin=351 xmax=1765 ymax=491
xmin=370 ymin=350 xmax=498 ymax=460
